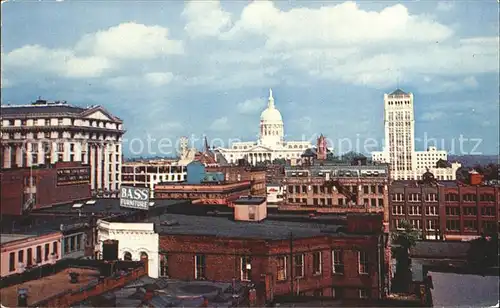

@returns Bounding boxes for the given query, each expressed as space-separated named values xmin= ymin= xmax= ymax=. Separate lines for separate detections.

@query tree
xmin=391 ymin=220 xmax=420 ymax=293
xmin=467 ymin=233 xmax=499 ymax=270
xmin=272 ymin=158 xmax=287 ymax=165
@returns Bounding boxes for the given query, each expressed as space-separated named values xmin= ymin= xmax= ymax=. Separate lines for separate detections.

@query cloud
xmin=294 ymin=116 xmax=313 ymax=132
xmin=436 ymin=2 xmax=455 ymax=12
xmin=76 ymin=22 xmax=184 ymax=59
xmin=105 ymin=72 xmax=174 ymax=90
xmin=159 ymin=122 xmax=183 ymax=131
xmin=420 ymin=112 xmax=446 ymax=121
xmin=209 ymin=116 xmax=230 ymax=131
xmin=182 ymin=0 xmax=232 ymax=38
xmin=420 ymin=76 xmax=480 ymax=94
xmin=237 ymin=97 xmax=266 ymax=114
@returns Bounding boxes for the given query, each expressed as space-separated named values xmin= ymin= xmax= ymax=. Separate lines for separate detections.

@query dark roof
xmin=410 ymin=241 xmax=471 ymax=259
xmin=233 ymin=197 xmax=266 ymax=205
xmin=148 ymin=212 xmax=348 ymax=240
xmin=0 ymin=104 xmax=87 ymax=116
xmin=389 ymin=88 xmax=408 ymax=96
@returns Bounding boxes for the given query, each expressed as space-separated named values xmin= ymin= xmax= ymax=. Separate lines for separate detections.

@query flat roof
xmin=0 ymin=234 xmax=32 ymax=245
xmin=233 ymin=197 xmax=266 ymax=205
xmin=147 ymin=213 xmax=347 ymax=240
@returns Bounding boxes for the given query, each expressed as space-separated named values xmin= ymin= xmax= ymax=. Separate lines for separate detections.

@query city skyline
xmin=1 ymin=0 xmax=499 ymax=156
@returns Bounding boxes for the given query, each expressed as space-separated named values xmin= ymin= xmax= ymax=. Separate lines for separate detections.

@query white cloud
xmin=436 ymin=2 xmax=455 ymax=12
xmin=209 ymin=116 xmax=230 ymax=131
xmin=144 ymin=72 xmax=174 ymax=86
xmin=105 ymin=72 xmax=175 ymax=89
xmin=237 ymin=97 xmax=266 ymax=114
xmin=421 ymin=112 xmax=446 ymax=121
xmin=76 ymin=22 xmax=183 ymax=59
xmin=182 ymin=0 xmax=232 ymax=38
xmin=159 ymin=122 xmax=183 ymax=131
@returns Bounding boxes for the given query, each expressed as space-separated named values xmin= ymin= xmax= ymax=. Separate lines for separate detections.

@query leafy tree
xmin=391 ymin=220 xmax=420 ymax=293
xmin=272 ymin=158 xmax=287 ymax=165
xmin=467 ymin=233 xmax=499 ymax=269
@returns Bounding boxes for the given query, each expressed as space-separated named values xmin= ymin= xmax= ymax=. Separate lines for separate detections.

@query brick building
xmin=0 ymin=162 xmax=91 ymax=215
xmin=205 ymin=165 xmax=266 ymax=196
xmin=282 ymin=162 xmax=390 ymax=223
xmin=389 ymin=179 xmax=499 ymax=240
xmin=148 ymin=201 xmax=390 ymax=304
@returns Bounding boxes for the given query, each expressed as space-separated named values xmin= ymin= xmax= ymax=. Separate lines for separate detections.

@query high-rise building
xmin=372 ymin=89 xmax=460 ymax=180
xmin=0 ymin=99 xmax=124 ymax=195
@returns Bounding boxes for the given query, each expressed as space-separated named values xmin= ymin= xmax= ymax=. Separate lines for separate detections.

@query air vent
xmin=160 ymin=220 xmax=179 ymax=226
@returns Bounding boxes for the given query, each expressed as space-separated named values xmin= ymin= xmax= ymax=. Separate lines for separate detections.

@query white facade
xmin=96 ymin=220 xmax=159 ymax=278
xmin=371 ymin=89 xmax=460 ymax=180
xmin=122 ymin=162 xmax=188 ymax=197
xmin=217 ymin=89 xmax=312 ymax=165
xmin=0 ymin=100 xmax=124 ymax=193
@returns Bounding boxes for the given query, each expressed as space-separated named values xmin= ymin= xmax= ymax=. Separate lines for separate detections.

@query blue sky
xmin=1 ymin=0 xmax=499 ymax=157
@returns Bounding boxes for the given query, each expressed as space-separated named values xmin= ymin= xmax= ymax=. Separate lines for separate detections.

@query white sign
xmin=120 ymin=186 xmax=150 ymax=210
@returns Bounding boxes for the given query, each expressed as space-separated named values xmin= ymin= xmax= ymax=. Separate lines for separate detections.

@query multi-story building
xmin=1 ymin=161 xmax=91 ymax=215
xmin=121 ymin=161 xmax=188 ymax=197
xmin=205 ymin=165 xmax=267 ymax=196
xmin=282 ymin=162 xmax=391 ymax=223
xmin=371 ymin=89 xmax=460 ymax=180
xmin=0 ymin=99 xmax=124 ymax=194
xmin=389 ymin=175 xmax=499 ymax=240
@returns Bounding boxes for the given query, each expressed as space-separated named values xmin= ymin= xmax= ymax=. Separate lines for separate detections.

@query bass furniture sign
xmin=120 ymin=186 xmax=150 ymax=210
xmin=56 ymin=167 xmax=90 ymax=186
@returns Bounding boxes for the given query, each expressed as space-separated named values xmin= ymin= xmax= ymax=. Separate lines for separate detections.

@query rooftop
xmin=0 ymin=102 xmax=87 ymax=116
xmin=0 ymin=234 xmax=32 ymax=245
xmin=233 ymin=196 xmax=266 ymax=205
xmin=410 ymin=241 xmax=471 ymax=260
xmin=388 ymin=88 xmax=409 ymax=96
xmin=0 ymin=267 xmax=99 ymax=307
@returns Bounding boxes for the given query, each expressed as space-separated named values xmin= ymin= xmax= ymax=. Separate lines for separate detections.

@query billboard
xmin=120 ymin=186 xmax=150 ymax=210
xmin=56 ymin=167 xmax=90 ymax=186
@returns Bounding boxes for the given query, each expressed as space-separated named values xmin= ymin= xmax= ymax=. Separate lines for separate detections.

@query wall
xmin=97 ymin=220 xmax=159 ymax=278
xmin=158 ymin=234 xmax=386 ymax=300
xmin=0 ymin=162 xmax=91 ymax=215
xmin=186 ymin=161 xmax=206 ymax=184
xmin=0 ymin=232 xmax=62 ymax=277
xmin=234 ymin=201 xmax=267 ymax=221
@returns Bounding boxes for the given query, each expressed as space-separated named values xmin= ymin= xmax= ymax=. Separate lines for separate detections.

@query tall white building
xmin=0 ymin=99 xmax=124 ymax=194
xmin=372 ymin=89 xmax=460 ymax=180
xmin=216 ymin=89 xmax=312 ymax=165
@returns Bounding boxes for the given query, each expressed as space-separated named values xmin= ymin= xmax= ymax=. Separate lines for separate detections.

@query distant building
xmin=0 ymin=161 xmax=91 ymax=215
xmin=216 ymin=89 xmax=312 ymax=165
xmin=371 ymin=89 xmax=460 ymax=180
xmin=0 ymin=99 xmax=124 ymax=194
xmin=206 ymin=164 xmax=267 ymax=196
xmin=389 ymin=173 xmax=499 ymax=240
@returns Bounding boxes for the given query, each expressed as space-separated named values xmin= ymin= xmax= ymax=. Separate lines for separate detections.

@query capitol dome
xmin=260 ymin=89 xmax=283 ymax=123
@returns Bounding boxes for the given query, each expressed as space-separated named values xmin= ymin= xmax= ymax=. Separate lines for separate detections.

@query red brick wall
xmin=159 ymin=234 xmax=386 ymax=300
xmin=1 ymin=163 xmax=91 ymax=215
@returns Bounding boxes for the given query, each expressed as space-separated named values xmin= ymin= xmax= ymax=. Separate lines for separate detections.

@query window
xmin=446 ymin=207 xmax=460 ymax=216
xmin=358 ymin=251 xmax=368 ymax=274
xmin=160 ymin=254 xmax=169 ymax=277
xmin=445 ymin=193 xmax=459 ymax=202
xmin=313 ymin=289 xmax=323 ymax=297
xmin=410 ymin=219 xmax=421 ymax=230
xmin=378 ymin=198 xmax=384 ymax=207
xmin=241 ymin=256 xmax=252 ymax=281
xmin=44 ymin=244 xmax=50 ymax=261
xmin=371 ymin=199 xmax=377 ymax=207
xmin=332 ymin=250 xmax=344 ymax=274
xmin=409 ymin=205 xmax=421 ymax=215
xmin=463 ymin=194 xmax=477 ymax=202
xmin=294 ymin=254 xmax=304 ymax=278
xmin=363 ymin=186 xmax=369 ymax=194
xmin=77 ymin=234 xmax=82 ymax=250
xmin=363 ymin=198 xmax=369 ymax=205
xmin=9 ymin=252 xmax=15 ymax=272
xmin=392 ymin=193 xmax=404 ymax=202
xmin=288 ymin=185 xmax=294 ymax=193
xmin=426 ymin=219 xmax=438 ymax=231
xmin=481 ymin=207 xmax=495 ymax=216
xmin=27 ymin=248 xmax=33 ymax=266
xmin=312 ymin=251 xmax=322 ymax=275
xmin=18 ymin=250 xmax=24 ymax=264
xmin=277 ymin=256 xmax=287 ymax=281
xmin=359 ymin=288 xmax=369 ymax=299
xmin=370 ymin=185 xmax=376 ymax=193
xmin=392 ymin=205 xmax=404 ymax=215
xmin=483 ymin=221 xmax=497 ymax=234
xmin=464 ymin=220 xmax=477 ymax=231
xmin=53 ymin=241 xmax=58 ymax=255
xmin=426 ymin=193 xmax=437 ymax=202
xmin=463 ymin=207 xmax=477 ymax=216
xmin=378 ymin=185 xmax=384 ymax=194
xmin=446 ymin=220 xmax=460 ymax=231
xmin=195 ymin=254 xmax=206 ymax=280
xmin=480 ymin=194 xmax=495 ymax=202
xmin=426 ymin=206 xmax=438 ymax=216
xmin=408 ymin=193 xmax=421 ymax=202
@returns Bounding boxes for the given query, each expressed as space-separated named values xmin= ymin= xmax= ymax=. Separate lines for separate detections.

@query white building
xmin=0 ymin=99 xmax=124 ymax=194
xmin=96 ymin=220 xmax=159 ymax=278
xmin=217 ymin=89 xmax=312 ymax=165
xmin=371 ymin=89 xmax=460 ymax=180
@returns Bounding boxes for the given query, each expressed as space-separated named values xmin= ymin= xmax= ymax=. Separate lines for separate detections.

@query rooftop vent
xmin=72 ymin=203 xmax=83 ymax=208
xmin=85 ymin=200 xmax=96 ymax=205
xmin=160 ymin=220 xmax=179 ymax=226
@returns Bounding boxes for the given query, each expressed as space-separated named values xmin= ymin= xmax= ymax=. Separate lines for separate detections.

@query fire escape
xmin=323 ymin=180 xmax=357 ymax=204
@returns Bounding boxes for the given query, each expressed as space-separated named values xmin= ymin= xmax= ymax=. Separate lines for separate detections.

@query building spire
xmin=268 ymin=88 xmax=275 ymax=108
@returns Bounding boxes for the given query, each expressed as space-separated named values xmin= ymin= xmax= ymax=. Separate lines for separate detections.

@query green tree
xmin=467 ymin=233 xmax=499 ymax=269
xmin=391 ymin=220 xmax=420 ymax=293
xmin=272 ymin=158 xmax=287 ymax=165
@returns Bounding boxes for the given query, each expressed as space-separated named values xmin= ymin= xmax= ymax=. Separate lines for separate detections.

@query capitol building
xmin=216 ymin=89 xmax=312 ymax=165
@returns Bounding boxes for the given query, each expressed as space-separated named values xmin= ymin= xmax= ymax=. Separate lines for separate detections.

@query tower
xmin=259 ymin=89 xmax=284 ymax=147
xmin=383 ymin=89 xmax=415 ymax=179
xmin=316 ymin=134 xmax=327 ymax=160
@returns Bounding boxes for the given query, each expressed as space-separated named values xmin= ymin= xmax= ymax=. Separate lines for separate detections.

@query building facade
xmin=0 ymin=162 xmax=91 ymax=215
xmin=371 ymin=90 xmax=460 ymax=180
xmin=96 ymin=220 xmax=159 ymax=278
xmin=121 ymin=162 xmax=188 ymax=197
xmin=205 ymin=165 xmax=267 ymax=196
xmin=282 ymin=163 xmax=391 ymax=223
xmin=0 ymin=232 xmax=62 ymax=277
xmin=389 ymin=180 xmax=499 ymax=240
xmin=216 ymin=89 xmax=312 ymax=165
xmin=0 ymin=100 xmax=124 ymax=195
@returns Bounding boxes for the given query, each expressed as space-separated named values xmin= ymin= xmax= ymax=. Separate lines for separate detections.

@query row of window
xmin=393 ymin=205 xmax=496 ymax=217
xmin=393 ymin=219 xmax=497 ymax=233
xmin=190 ymin=250 xmax=369 ymax=281
xmin=289 ymin=185 xmax=385 ymax=195
xmin=8 ymin=241 xmax=58 ymax=272
xmin=3 ymin=119 xmax=121 ymax=130
xmin=392 ymin=193 xmax=496 ymax=203
xmin=288 ymin=198 xmax=384 ymax=207
xmin=63 ymin=234 xmax=85 ymax=254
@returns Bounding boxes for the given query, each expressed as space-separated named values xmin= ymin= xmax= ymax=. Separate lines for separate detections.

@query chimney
xmin=18 ymin=288 xmax=28 ymax=307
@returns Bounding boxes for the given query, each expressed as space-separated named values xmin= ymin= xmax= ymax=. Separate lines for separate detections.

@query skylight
xmin=85 ymin=200 xmax=96 ymax=205
xmin=72 ymin=203 xmax=83 ymax=208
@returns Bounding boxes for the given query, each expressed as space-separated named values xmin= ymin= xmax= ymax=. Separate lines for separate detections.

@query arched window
xmin=123 ymin=252 xmax=132 ymax=261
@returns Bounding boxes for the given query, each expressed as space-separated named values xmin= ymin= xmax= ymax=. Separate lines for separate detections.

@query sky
xmin=1 ymin=0 xmax=499 ymax=157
